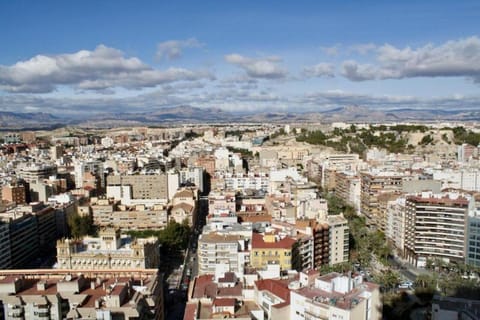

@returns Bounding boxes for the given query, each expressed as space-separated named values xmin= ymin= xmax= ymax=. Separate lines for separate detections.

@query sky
xmin=0 ymin=0 xmax=479 ymax=116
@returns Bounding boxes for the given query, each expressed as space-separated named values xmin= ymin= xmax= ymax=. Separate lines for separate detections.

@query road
xmin=388 ymin=255 xmax=430 ymax=282
xmin=166 ymin=197 xmax=207 ymax=320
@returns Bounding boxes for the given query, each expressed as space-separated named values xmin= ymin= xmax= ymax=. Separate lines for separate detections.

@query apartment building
xmin=73 ymin=160 xmax=104 ymax=190
xmin=0 ymin=203 xmax=57 ymax=268
xmin=195 ymin=155 xmax=216 ymax=176
xmin=107 ymin=173 xmax=168 ymax=200
xmin=197 ymin=232 xmax=249 ymax=276
xmin=457 ymin=143 xmax=478 ymax=162
xmin=465 ymin=196 xmax=480 ymax=267
xmin=93 ymin=203 xmax=168 ymax=230
xmin=0 ymin=269 xmax=163 ymax=320
xmin=185 ymin=273 xmax=262 ymax=320
xmin=179 ymin=166 xmax=204 ymax=192
xmin=386 ymin=198 xmax=407 ymax=255
xmin=290 ymin=272 xmax=381 ymax=320
xmin=404 ymin=192 xmax=471 ymax=267
xmin=311 ymin=154 xmax=361 ymax=191
xmin=250 ymin=232 xmax=297 ymax=271
xmin=360 ymin=171 xmax=407 ymax=228
xmin=56 ymin=228 xmax=159 ymax=270
xmin=223 ymin=172 xmax=270 ymax=192
xmin=1 ymin=184 xmax=26 ymax=205
xmin=272 ymin=219 xmax=330 ymax=270
xmin=19 ymin=163 xmax=57 ymax=184
xmin=0 ymin=224 xmax=11 ymax=269
xmin=254 ymin=278 xmax=291 ymax=319
xmin=208 ymin=190 xmax=236 ymax=221
xmin=328 ymin=214 xmax=350 ymax=265
xmin=2 ymin=212 xmax=37 ymax=269
xmin=335 ymin=171 xmax=361 ymax=213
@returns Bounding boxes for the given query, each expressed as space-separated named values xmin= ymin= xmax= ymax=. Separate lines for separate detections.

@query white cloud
xmin=341 ymin=60 xmax=378 ymax=81
xmin=349 ymin=43 xmax=377 ymax=55
xmin=224 ymin=54 xmax=287 ymax=79
xmin=341 ymin=36 xmax=480 ymax=82
xmin=303 ymin=63 xmax=335 ymax=78
xmin=0 ymin=45 xmax=213 ymax=93
xmin=156 ymin=38 xmax=204 ymax=60
xmin=321 ymin=45 xmax=340 ymax=56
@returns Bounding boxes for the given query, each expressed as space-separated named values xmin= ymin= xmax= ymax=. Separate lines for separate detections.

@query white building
xmin=386 ymin=197 xmax=407 ymax=254
xmin=290 ymin=272 xmax=381 ymax=320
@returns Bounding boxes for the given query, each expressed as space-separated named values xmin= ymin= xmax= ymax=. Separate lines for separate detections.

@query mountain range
xmin=0 ymin=105 xmax=479 ymax=130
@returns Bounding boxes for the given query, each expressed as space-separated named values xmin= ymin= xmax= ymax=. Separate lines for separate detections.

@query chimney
xmin=36 ymin=281 xmax=47 ymax=291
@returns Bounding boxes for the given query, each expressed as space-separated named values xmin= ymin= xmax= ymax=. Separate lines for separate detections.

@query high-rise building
xmin=1 ymin=184 xmax=26 ymax=205
xmin=360 ymin=171 xmax=407 ymax=228
xmin=328 ymin=214 xmax=350 ymax=265
xmin=466 ymin=211 xmax=480 ymax=267
xmin=404 ymin=192 xmax=471 ymax=267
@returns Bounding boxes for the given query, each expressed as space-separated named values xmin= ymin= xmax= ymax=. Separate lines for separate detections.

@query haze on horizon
xmin=0 ymin=0 xmax=479 ymax=116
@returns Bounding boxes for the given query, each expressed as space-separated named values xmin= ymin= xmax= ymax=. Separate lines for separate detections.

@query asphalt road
xmin=388 ymin=255 xmax=429 ymax=282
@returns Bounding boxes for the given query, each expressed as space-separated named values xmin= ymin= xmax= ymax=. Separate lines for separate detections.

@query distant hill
xmin=79 ymin=106 xmax=234 ymax=128
xmin=0 ymin=112 xmax=66 ymax=130
xmin=1 ymin=105 xmax=480 ymax=130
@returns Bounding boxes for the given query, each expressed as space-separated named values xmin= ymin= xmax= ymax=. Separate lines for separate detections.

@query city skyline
xmin=1 ymin=0 xmax=479 ymax=116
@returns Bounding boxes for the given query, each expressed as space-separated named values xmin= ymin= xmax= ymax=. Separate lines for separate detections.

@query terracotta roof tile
xmin=251 ymin=232 xmax=296 ymax=249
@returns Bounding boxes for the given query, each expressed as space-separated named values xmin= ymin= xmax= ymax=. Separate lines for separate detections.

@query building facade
xmin=404 ymin=193 xmax=471 ymax=267
xmin=56 ymin=228 xmax=160 ymax=270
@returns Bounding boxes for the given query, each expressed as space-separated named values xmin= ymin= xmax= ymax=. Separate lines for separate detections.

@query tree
xmin=374 ymin=270 xmax=401 ymax=292
xmin=158 ymin=220 xmax=191 ymax=254
xmin=68 ymin=213 xmax=96 ymax=238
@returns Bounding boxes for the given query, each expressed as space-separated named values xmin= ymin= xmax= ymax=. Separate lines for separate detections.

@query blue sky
xmin=0 ymin=0 xmax=479 ymax=115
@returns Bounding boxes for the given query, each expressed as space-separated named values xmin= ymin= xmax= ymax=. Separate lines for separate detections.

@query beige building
xmin=107 ymin=173 xmax=168 ymax=200
xmin=1 ymin=184 xmax=26 ymax=205
xmin=360 ymin=171 xmax=408 ymax=228
xmin=56 ymin=228 xmax=160 ymax=270
xmin=0 ymin=269 xmax=163 ymax=320
xmin=170 ymin=188 xmax=198 ymax=225
xmin=328 ymin=214 xmax=350 ymax=265
xmin=335 ymin=171 xmax=361 ymax=213
xmin=91 ymin=199 xmax=168 ymax=230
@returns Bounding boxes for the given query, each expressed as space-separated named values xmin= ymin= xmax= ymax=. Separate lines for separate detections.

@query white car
xmin=398 ymin=281 xmax=413 ymax=289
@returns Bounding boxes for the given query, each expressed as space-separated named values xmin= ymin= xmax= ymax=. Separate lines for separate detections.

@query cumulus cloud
xmin=0 ymin=44 xmax=213 ymax=93
xmin=224 ymin=54 xmax=287 ymax=79
xmin=156 ymin=38 xmax=204 ymax=60
xmin=303 ymin=63 xmax=335 ymax=78
xmin=341 ymin=60 xmax=379 ymax=81
xmin=321 ymin=45 xmax=340 ymax=56
xmin=341 ymin=36 xmax=480 ymax=82
xmin=349 ymin=43 xmax=377 ymax=55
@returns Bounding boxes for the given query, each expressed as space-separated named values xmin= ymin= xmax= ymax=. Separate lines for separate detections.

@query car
xmin=398 ymin=281 xmax=413 ymax=289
